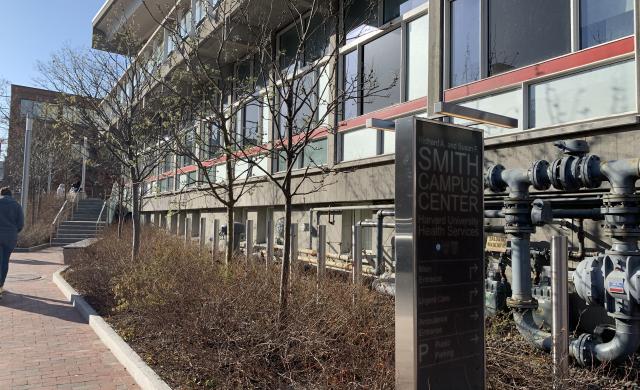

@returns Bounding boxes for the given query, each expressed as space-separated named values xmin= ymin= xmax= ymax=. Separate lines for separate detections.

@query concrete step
xmin=52 ymin=238 xmax=91 ymax=245
xmin=54 ymin=233 xmax=99 ymax=239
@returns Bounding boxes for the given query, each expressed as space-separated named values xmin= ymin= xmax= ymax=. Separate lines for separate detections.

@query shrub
xmin=66 ymin=227 xmax=640 ymax=389
xmin=17 ymin=194 xmax=64 ymax=248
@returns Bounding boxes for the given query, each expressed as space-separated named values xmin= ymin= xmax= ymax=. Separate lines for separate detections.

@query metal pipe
xmin=317 ymin=225 xmax=326 ymax=279
xmin=552 ymin=220 xmax=611 ymax=250
xmin=308 ymin=204 xmax=395 ymax=248
xmin=245 ymin=220 xmax=253 ymax=262
xmin=551 ymin=236 xmax=569 ymax=384
xmin=513 ymin=310 xmax=552 ymax=352
xmin=376 ymin=209 xmax=395 ymax=275
xmin=552 ymin=209 xmax=602 ymax=219
xmin=571 ymin=319 xmax=640 ymax=365
xmin=266 ymin=219 xmax=273 ymax=266
xmin=352 ymin=224 xmax=362 ymax=284
xmin=484 ymin=225 xmax=505 ymax=233
xmin=510 ymin=236 xmax=533 ymax=305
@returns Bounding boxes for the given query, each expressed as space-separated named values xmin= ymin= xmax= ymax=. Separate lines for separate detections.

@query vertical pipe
xmin=246 ymin=219 xmax=254 ymax=262
xmin=352 ymin=224 xmax=362 ymax=284
xmin=552 ymin=236 xmax=569 ymax=387
xmin=317 ymin=225 xmax=326 ymax=279
xmin=21 ymin=114 xmax=32 ymax=217
xmin=376 ymin=211 xmax=384 ymax=275
xmin=185 ymin=218 xmax=191 ymax=244
xmin=199 ymin=217 xmax=206 ymax=248
xmin=266 ymin=219 xmax=273 ymax=266
xmin=510 ymin=235 xmax=532 ymax=303
xmin=212 ymin=219 xmax=220 ymax=260
xmin=290 ymin=223 xmax=298 ymax=281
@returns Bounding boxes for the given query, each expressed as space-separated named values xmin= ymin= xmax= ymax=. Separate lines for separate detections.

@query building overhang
xmin=92 ymin=0 xmax=175 ymax=54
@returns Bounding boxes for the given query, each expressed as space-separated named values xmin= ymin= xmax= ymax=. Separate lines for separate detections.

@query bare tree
xmin=37 ymin=35 xmax=171 ymax=261
xmin=147 ymin=0 xmax=389 ymax=318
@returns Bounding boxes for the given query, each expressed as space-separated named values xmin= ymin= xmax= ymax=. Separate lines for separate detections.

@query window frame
xmin=444 ymin=0 xmax=635 ymax=90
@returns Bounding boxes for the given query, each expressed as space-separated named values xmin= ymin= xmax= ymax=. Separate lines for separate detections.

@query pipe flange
xmin=507 ymin=298 xmax=538 ymax=310
xmin=602 ymin=226 xmax=640 ymax=238
xmin=528 ymin=160 xmax=551 ymax=190
xmin=570 ymin=333 xmax=594 ymax=367
xmin=578 ymin=155 xmax=602 ymax=188
xmin=486 ymin=164 xmax=506 ymax=193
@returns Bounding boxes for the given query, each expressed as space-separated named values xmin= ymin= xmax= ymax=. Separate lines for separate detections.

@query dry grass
xmin=65 ymin=227 xmax=640 ymax=389
xmin=17 ymin=194 xmax=64 ymax=248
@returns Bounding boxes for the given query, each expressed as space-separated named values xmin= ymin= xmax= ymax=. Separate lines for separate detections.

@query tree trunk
xmin=278 ymin=194 xmax=293 ymax=323
xmin=117 ymin=179 xmax=123 ymax=239
xmin=226 ymin=205 xmax=234 ymax=265
xmin=225 ymin=157 xmax=235 ymax=265
xmin=130 ymin=168 xmax=141 ymax=261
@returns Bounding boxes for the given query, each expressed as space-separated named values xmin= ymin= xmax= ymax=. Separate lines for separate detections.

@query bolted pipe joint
xmin=486 ymin=162 xmax=550 ymax=199
xmin=573 ymin=256 xmax=605 ymax=306
xmin=599 ymin=159 xmax=640 ymax=195
xmin=570 ymin=319 xmax=640 ymax=366
xmin=549 ymin=153 xmax=602 ymax=191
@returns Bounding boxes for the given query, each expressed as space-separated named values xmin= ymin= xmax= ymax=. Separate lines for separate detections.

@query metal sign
xmin=395 ymin=117 xmax=485 ymax=389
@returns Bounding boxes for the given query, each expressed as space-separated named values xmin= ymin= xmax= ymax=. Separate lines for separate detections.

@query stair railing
xmin=50 ymin=200 xmax=69 ymax=245
xmin=96 ymin=200 xmax=107 ymax=233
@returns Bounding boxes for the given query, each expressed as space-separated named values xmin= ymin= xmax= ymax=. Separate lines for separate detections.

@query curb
xmin=15 ymin=243 xmax=51 ymax=253
xmin=53 ymin=267 xmax=172 ymax=390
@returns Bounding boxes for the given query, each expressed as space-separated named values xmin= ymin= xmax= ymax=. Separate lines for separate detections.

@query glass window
xmin=215 ymin=164 xmax=227 ymax=183
xmin=384 ymin=0 xmax=427 ymax=23
xmin=488 ymin=0 xmax=570 ymax=76
xmin=453 ymin=88 xmax=523 ymax=137
xmin=341 ymin=128 xmax=378 ymax=161
xmin=253 ymin=155 xmax=269 ymax=177
xmin=303 ymin=138 xmax=327 ymax=166
xmin=208 ymin=122 xmax=221 ymax=158
xmin=306 ymin=13 xmax=334 ymax=63
xmin=529 ymin=60 xmax=636 ymax=129
xmin=194 ymin=0 xmax=205 ymax=24
xmin=243 ymin=100 xmax=260 ymax=145
xmin=234 ymin=160 xmax=250 ymax=180
xmin=343 ymin=50 xmax=359 ymax=119
xmin=279 ymin=26 xmax=300 ymax=71
xmin=580 ymin=0 xmax=634 ymax=49
xmin=406 ymin=15 xmax=428 ymax=100
xmin=383 ymin=131 xmax=395 ymax=154
xmin=345 ymin=0 xmax=379 ymax=42
xmin=318 ymin=67 xmax=331 ymax=124
xmin=450 ymin=0 xmax=480 ymax=87
xmin=279 ymin=72 xmax=318 ymax=136
xmin=179 ymin=9 xmax=192 ymax=37
xmin=261 ymin=95 xmax=270 ymax=144
xmin=362 ymin=28 xmax=402 ymax=114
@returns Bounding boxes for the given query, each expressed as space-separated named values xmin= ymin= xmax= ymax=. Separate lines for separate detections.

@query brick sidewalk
xmin=0 ymin=248 xmax=139 ymax=390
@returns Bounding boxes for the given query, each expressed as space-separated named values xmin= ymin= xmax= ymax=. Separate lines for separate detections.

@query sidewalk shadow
xmin=0 ymin=291 xmax=87 ymax=324
xmin=10 ymin=258 xmax=60 ymax=266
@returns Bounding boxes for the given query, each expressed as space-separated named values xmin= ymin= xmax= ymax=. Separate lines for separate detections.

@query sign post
xmin=395 ymin=117 xmax=485 ymax=389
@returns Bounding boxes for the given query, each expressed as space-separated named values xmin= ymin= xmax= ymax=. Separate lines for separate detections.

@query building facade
xmin=93 ymin=0 xmax=639 ymax=271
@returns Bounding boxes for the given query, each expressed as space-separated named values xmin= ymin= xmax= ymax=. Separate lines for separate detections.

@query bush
xmin=17 ymin=194 xmax=64 ymax=248
xmin=66 ymin=227 xmax=640 ymax=389
xmin=65 ymin=227 xmax=394 ymax=389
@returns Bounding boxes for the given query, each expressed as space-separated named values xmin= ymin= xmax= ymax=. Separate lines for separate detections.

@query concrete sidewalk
xmin=0 ymin=248 xmax=139 ymax=390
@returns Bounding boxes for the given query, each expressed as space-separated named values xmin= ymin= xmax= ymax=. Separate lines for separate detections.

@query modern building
xmin=93 ymin=0 xmax=639 ymax=271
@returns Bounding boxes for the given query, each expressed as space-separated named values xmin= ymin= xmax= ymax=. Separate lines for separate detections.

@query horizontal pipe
xmin=484 ymin=225 xmax=505 ymax=233
xmin=552 ymin=209 xmax=602 ymax=219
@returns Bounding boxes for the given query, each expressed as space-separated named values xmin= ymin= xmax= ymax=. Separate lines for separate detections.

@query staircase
xmin=51 ymin=198 xmax=106 ymax=246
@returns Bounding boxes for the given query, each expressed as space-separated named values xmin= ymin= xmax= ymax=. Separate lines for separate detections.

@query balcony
xmin=92 ymin=0 xmax=175 ymax=54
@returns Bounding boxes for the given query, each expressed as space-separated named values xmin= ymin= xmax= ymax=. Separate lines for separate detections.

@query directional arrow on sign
xmin=469 ymin=288 xmax=478 ymax=303
xmin=469 ymin=311 xmax=480 ymax=321
xmin=469 ymin=264 xmax=479 ymax=280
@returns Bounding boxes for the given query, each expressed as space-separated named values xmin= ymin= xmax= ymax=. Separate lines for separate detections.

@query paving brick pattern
xmin=0 ymin=248 xmax=139 ymax=390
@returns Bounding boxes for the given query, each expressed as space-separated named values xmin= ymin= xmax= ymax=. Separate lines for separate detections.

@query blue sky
xmin=0 ymin=0 xmax=105 ymax=88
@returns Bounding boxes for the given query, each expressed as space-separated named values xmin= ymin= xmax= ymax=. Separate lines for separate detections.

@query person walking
xmin=0 ymin=187 xmax=24 ymax=297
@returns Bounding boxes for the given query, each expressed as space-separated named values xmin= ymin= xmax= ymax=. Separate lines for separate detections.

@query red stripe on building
xmin=338 ymin=96 xmax=428 ymax=132
xmin=444 ymin=36 xmax=635 ymax=102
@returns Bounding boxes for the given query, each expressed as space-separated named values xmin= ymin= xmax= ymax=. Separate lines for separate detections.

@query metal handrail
xmin=50 ymin=200 xmax=69 ymax=245
xmin=96 ymin=200 xmax=107 ymax=231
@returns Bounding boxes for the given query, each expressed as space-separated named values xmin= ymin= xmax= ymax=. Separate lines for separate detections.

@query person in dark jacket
xmin=0 ymin=187 xmax=24 ymax=297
